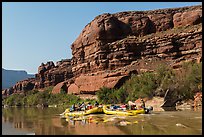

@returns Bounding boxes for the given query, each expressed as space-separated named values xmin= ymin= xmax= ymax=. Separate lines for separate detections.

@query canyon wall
xmin=2 ymin=5 xmax=202 ymax=97
xmin=71 ymin=5 xmax=202 ymax=76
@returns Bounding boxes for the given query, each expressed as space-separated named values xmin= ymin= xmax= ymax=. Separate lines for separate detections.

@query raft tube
xmin=64 ymin=106 xmax=103 ymax=117
xmin=102 ymin=105 xmax=137 ymax=116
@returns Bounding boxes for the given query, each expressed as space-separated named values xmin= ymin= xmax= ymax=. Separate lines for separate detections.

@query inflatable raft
xmin=102 ymin=105 xmax=146 ymax=116
xmin=127 ymin=109 xmax=146 ymax=115
xmin=63 ymin=106 xmax=103 ymax=117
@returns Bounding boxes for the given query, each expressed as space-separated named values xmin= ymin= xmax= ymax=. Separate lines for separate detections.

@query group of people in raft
xmin=69 ymin=101 xmax=100 ymax=112
xmin=69 ymin=99 xmax=146 ymax=112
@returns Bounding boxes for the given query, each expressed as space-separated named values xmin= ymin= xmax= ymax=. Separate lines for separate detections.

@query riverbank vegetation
xmin=3 ymin=61 xmax=202 ymax=107
xmin=3 ymin=86 xmax=81 ymax=107
xmin=97 ymin=61 xmax=202 ymax=104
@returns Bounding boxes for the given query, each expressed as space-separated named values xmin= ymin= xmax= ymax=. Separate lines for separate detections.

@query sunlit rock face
xmin=68 ymin=5 xmax=201 ymax=94
xmin=4 ymin=5 xmax=202 ymax=96
xmin=35 ymin=59 xmax=73 ymax=89
xmin=71 ymin=5 xmax=202 ymax=76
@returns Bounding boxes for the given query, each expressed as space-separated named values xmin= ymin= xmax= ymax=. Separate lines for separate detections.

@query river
xmin=2 ymin=107 xmax=202 ymax=135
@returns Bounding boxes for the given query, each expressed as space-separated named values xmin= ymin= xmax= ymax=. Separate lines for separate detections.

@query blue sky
xmin=2 ymin=2 xmax=202 ymax=74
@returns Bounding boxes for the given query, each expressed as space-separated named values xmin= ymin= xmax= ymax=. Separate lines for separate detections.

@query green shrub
xmin=3 ymin=86 xmax=82 ymax=107
xmin=96 ymin=62 xmax=201 ymax=104
xmin=123 ymin=72 xmax=157 ymax=102
xmin=96 ymin=87 xmax=116 ymax=104
xmin=175 ymin=62 xmax=202 ymax=99
xmin=114 ymin=87 xmax=128 ymax=103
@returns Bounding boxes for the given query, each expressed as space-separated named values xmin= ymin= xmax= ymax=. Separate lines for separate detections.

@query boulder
xmin=51 ymin=81 xmax=68 ymax=94
xmin=67 ymin=71 xmax=130 ymax=94
xmin=173 ymin=10 xmax=202 ymax=28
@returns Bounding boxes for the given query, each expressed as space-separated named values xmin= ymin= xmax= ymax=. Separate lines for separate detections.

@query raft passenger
xmin=70 ymin=103 xmax=76 ymax=112
xmin=94 ymin=101 xmax=99 ymax=107
xmin=140 ymin=99 xmax=145 ymax=109
xmin=86 ymin=102 xmax=93 ymax=110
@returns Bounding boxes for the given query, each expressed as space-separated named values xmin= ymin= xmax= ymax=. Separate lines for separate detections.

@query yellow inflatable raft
xmin=64 ymin=106 xmax=103 ymax=117
xmin=127 ymin=109 xmax=145 ymax=115
xmin=102 ymin=105 xmax=145 ymax=116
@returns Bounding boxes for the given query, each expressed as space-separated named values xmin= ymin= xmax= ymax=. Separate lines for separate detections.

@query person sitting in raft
xmin=77 ymin=102 xmax=85 ymax=111
xmin=75 ymin=103 xmax=80 ymax=111
xmin=120 ymin=104 xmax=127 ymax=111
xmin=86 ymin=102 xmax=93 ymax=110
xmin=110 ymin=104 xmax=120 ymax=110
xmin=81 ymin=102 xmax=86 ymax=111
xmin=128 ymin=101 xmax=137 ymax=110
xmin=131 ymin=104 xmax=137 ymax=110
xmin=140 ymin=99 xmax=145 ymax=109
xmin=98 ymin=103 xmax=103 ymax=108
xmin=94 ymin=101 xmax=99 ymax=107
xmin=70 ymin=103 xmax=76 ymax=112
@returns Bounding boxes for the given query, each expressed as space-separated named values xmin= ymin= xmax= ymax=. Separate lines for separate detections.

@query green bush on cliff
xmin=153 ymin=64 xmax=176 ymax=96
xmin=155 ymin=64 xmax=175 ymax=87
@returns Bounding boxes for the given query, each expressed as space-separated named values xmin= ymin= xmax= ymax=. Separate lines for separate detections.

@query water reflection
xmin=2 ymin=107 xmax=202 ymax=135
xmin=2 ymin=107 xmax=70 ymax=135
xmin=61 ymin=115 xmax=128 ymax=135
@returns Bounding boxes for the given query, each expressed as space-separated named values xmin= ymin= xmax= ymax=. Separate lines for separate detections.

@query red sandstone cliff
xmin=2 ymin=5 xmax=202 ymax=98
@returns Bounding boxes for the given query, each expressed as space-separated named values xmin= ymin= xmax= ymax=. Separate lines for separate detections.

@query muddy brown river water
xmin=2 ymin=107 xmax=202 ymax=135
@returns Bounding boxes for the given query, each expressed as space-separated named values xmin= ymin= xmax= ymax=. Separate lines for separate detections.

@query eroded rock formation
xmin=35 ymin=59 xmax=73 ymax=89
xmin=2 ymin=59 xmax=73 ymax=96
xmin=71 ymin=5 xmax=202 ymax=76
xmin=2 ymin=5 xmax=202 ymax=98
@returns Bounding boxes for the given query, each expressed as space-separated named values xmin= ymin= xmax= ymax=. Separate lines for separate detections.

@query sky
xmin=2 ymin=2 xmax=202 ymax=74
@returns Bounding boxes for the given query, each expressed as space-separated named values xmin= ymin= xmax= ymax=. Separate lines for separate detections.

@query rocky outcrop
xmin=67 ymin=70 xmax=131 ymax=94
xmin=35 ymin=59 xmax=72 ymax=88
xmin=71 ymin=23 xmax=202 ymax=88
xmin=13 ymin=78 xmax=36 ymax=93
xmin=173 ymin=9 xmax=202 ymax=27
xmin=51 ymin=81 xmax=68 ymax=94
xmin=2 ymin=59 xmax=73 ymax=96
xmin=193 ymin=92 xmax=202 ymax=111
xmin=35 ymin=59 xmax=73 ymax=89
xmin=71 ymin=5 xmax=202 ymax=76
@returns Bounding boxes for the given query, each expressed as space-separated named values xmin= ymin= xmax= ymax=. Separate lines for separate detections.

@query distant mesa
xmin=2 ymin=68 xmax=35 ymax=90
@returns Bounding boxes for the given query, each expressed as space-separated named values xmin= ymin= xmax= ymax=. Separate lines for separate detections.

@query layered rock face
xmin=71 ymin=5 xmax=202 ymax=76
xmin=35 ymin=59 xmax=73 ymax=89
xmin=3 ymin=5 xmax=202 ymax=97
xmin=67 ymin=5 xmax=202 ymax=95
xmin=2 ymin=59 xmax=73 ymax=96
xmin=68 ymin=71 xmax=131 ymax=95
